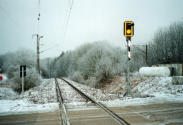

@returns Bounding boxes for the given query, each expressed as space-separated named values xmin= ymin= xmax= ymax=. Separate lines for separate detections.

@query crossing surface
xmin=0 ymin=103 xmax=183 ymax=125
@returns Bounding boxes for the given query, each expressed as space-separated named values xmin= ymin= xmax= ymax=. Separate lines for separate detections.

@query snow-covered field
xmin=1 ymin=76 xmax=183 ymax=116
xmin=0 ymin=99 xmax=58 ymax=116
xmin=103 ymin=77 xmax=183 ymax=107
xmin=0 ymin=78 xmax=58 ymax=116
xmin=133 ymin=77 xmax=183 ymax=97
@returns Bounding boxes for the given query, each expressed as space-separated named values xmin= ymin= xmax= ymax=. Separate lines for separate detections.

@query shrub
xmin=69 ymin=71 xmax=84 ymax=83
xmin=11 ymin=68 xmax=41 ymax=93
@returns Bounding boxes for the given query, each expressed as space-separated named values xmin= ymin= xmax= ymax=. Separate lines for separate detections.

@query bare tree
xmin=148 ymin=21 xmax=183 ymax=65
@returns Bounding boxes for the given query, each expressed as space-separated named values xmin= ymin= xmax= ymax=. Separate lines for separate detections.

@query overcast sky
xmin=0 ymin=0 xmax=183 ymax=58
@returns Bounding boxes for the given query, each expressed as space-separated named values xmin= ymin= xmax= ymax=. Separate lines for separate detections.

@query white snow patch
xmin=102 ymin=95 xmax=183 ymax=107
xmin=20 ymin=79 xmax=57 ymax=104
xmin=0 ymin=99 xmax=59 ymax=116
xmin=133 ymin=77 xmax=183 ymax=97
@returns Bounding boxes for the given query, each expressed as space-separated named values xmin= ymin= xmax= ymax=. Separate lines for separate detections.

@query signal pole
xmin=124 ymin=21 xmax=134 ymax=96
xmin=126 ymin=37 xmax=131 ymax=96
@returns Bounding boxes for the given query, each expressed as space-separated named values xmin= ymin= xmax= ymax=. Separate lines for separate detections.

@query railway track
xmin=55 ymin=78 xmax=70 ymax=125
xmin=55 ymin=78 xmax=130 ymax=125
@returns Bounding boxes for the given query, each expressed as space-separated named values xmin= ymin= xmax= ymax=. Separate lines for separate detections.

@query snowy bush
xmin=11 ymin=68 xmax=41 ymax=93
xmin=69 ymin=71 xmax=84 ymax=83
xmin=1 ymin=49 xmax=36 ymax=78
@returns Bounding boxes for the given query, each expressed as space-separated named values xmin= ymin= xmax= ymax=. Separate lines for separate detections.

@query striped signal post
xmin=126 ymin=37 xmax=131 ymax=96
xmin=124 ymin=21 xmax=134 ymax=96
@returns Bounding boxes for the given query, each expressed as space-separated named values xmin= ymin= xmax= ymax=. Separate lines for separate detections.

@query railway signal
xmin=124 ymin=21 xmax=134 ymax=96
xmin=124 ymin=21 xmax=134 ymax=37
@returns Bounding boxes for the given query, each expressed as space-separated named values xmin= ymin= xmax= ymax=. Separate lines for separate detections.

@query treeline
xmin=43 ymin=42 xmax=146 ymax=88
xmin=147 ymin=22 xmax=183 ymax=65
xmin=0 ymin=21 xmax=182 ymax=89
xmin=43 ymin=21 xmax=183 ymax=87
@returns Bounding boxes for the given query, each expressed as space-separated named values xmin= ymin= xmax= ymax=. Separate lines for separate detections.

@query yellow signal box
xmin=124 ymin=21 xmax=134 ymax=37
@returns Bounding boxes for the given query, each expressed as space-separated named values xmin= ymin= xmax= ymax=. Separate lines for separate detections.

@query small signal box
xmin=124 ymin=21 xmax=134 ymax=37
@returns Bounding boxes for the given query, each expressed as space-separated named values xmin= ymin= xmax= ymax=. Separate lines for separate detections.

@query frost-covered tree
xmin=2 ymin=49 xmax=36 ymax=77
xmin=52 ymin=41 xmax=148 ymax=88
xmin=148 ymin=21 xmax=183 ymax=65
xmin=1 ymin=49 xmax=40 ymax=92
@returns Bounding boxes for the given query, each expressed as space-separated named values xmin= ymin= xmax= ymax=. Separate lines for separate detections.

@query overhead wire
xmin=61 ymin=0 xmax=74 ymax=50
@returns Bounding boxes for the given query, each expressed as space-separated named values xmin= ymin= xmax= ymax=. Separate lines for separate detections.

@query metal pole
xmin=22 ymin=67 xmax=24 ymax=93
xmin=126 ymin=37 xmax=131 ymax=96
xmin=146 ymin=44 xmax=148 ymax=65
xmin=48 ymin=58 xmax=50 ymax=78
xmin=37 ymin=34 xmax=40 ymax=74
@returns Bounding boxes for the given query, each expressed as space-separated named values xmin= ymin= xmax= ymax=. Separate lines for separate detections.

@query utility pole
xmin=37 ymin=34 xmax=40 ymax=74
xmin=36 ymin=34 xmax=43 ymax=74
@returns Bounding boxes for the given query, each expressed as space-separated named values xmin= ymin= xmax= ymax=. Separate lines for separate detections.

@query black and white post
xmin=126 ymin=37 xmax=131 ymax=96
xmin=124 ymin=21 xmax=134 ymax=96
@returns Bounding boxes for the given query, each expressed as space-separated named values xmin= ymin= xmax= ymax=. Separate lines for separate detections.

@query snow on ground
xmin=132 ymin=77 xmax=183 ymax=97
xmin=0 ymin=87 xmax=18 ymax=99
xmin=0 ymin=78 xmax=59 ymax=116
xmin=103 ymin=77 xmax=183 ymax=107
xmin=102 ymin=95 xmax=183 ymax=107
xmin=19 ymin=78 xmax=57 ymax=104
xmin=1 ymin=76 xmax=183 ymax=116
xmin=0 ymin=99 xmax=58 ymax=116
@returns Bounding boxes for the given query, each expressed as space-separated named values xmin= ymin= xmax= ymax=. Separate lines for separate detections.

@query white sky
xmin=0 ymin=0 xmax=183 ymax=58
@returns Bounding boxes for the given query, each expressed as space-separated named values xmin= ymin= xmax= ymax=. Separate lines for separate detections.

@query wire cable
xmin=61 ymin=0 xmax=74 ymax=50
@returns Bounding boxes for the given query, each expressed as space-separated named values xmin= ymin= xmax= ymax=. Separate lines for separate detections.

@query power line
xmin=61 ymin=0 xmax=74 ymax=49
xmin=40 ymin=44 xmax=59 ymax=54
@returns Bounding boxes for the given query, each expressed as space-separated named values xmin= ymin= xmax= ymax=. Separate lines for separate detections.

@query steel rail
xmin=55 ymin=78 xmax=70 ymax=125
xmin=61 ymin=78 xmax=130 ymax=125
